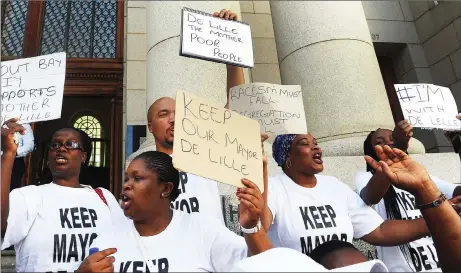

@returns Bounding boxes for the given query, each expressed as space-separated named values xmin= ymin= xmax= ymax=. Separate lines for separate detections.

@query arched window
xmin=74 ymin=115 xmax=105 ymax=167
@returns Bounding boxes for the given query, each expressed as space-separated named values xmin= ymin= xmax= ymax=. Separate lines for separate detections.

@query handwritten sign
xmin=395 ymin=84 xmax=460 ymax=130
xmin=173 ymin=90 xmax=263 ymax=191
xmin=1 ymin=52 xmax=66 ymax=124
xmin=229 ymin=83 xmax=308 ymax=134
xmin=180 ymin=7 xmax=254 ymax=68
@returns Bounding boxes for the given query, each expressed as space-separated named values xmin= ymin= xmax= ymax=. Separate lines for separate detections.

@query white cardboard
xmin=180 ymin=8 xmax=254 ymax=68
xmin=229 ymin=83 xmax=308 ymax=135
xmin=1 ymin=52 xmax=66 ymax=124
xmin=394 ymin=84 xmax=460 ymax=130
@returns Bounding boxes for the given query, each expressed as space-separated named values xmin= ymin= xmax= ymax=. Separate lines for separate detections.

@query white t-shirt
xmin=91 ymin=209 xmax=247 ymax=272
xmin=355 ymin=171 xmax=457 ymax=272
xmin=170 ymin=170 xmax=224 ymax=225
xmin=267 ymin=174 xmax=384 ymax=256
xmin=166 ymin=154 xmax=223 ymax=224
xmin=229 ymin=247 xmax=389 ymax=272
xmin=1 ymin=183 xmax=127 ymax=272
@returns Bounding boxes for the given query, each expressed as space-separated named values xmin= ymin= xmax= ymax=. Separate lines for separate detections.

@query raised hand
xmin=364 ymin=145 xmax=431 ymax=194
xmin=261 ymin=133 xmax=269 ymax=165
xmin=237 ymin=178 xmax=263 ymax=229
xmin=1 ymin=118 xmax=25 ymax=154
xmin=444 ymin=114 xmax=461 ymax=142
xmin=213 ymin=9 xmax=238 ymax=21
xmin=77 ymin=248 xmax=116 ymax=273
xmin=393 ymin=120 xmax=413 ymax=149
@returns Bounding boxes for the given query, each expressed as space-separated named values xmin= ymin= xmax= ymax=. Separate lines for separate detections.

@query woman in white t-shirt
xmin=355 ymin=124 xmax=460 ymax=272
xmin=261 ymin=133 xmax=436 ymax=263
xmin=1 ymin=119 xmax=125 ymax=272
xmin=77 ymin=151 xmax=272 ymax=272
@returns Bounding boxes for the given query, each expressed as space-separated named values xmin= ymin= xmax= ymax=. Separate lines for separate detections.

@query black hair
xmin=133 ymin=151 xmax=180 ymax=201
xmin=310 ymin=240 xmax=362 ymax=266
xmin=363 ymin=129 xmax=415 ymax=271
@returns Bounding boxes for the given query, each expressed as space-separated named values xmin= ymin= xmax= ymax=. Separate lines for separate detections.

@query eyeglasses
xmin=49 ymin=141 xmax=84 ymax=151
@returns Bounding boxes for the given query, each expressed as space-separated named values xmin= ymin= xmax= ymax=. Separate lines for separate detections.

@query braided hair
xmin=133 ymin=151 xmax=180 ymax=201
xmin=364 ymin=130 xmax=415 ymax=272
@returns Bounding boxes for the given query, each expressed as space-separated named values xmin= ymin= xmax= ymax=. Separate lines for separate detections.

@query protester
xmin=260 ymin=133 xmax=438 ymax=262
xmin=365 ymin=145 xmax=461 ymax=273
xmin=145 ymin=9 xmax=246 ymax=223
xmin=228 ymin=247 xmax=389 ymax=272
xmin=76 ymin=151 xmax=272 ymax=272
xmin=1 ymin=118 xmax=126 ymax=272
xmin=310 ymin=240 xmax=369 ymax=270
xmin=356 ymin=121 xmax=460 ymax=272
xmin=6 ymin=122 xmax=34 ymax=191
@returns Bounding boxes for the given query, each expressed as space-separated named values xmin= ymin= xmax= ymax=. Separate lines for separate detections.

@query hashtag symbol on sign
xmin=396 ymin=87 xmax=415 ymax=103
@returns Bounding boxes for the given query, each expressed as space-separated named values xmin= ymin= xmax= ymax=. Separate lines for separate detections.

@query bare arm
xmin=1 ymin=151 xmax=15 ymax=236
xmin=366 ymin=145 xmax=461 ymax=272
xmin=359 ymin=171 xmax=391 ymax=205
xmin=225 ymin=65 xmax=245 ymax=108
xmin=212 ymin=9 xmax=246 ymax=109
xmin=244 ymin=227 xmax=273 ymax=256
xmin=416 ymin=181 xmax=461 ymax=273
xmin=1 ymin=118 xmax=25 ymax=236
xmin=361 ymin=218 xmax=429 ymax=246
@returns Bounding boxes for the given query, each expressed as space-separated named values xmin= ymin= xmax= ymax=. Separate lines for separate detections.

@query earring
xmin=285 ymin=158 xmax=292 ymax=169
xmin=161 ymin=193 xmax=168 ymax=197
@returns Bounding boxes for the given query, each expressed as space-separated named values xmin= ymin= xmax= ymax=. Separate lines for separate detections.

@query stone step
xmin=1 ymin=250 xmax=16 ymax=272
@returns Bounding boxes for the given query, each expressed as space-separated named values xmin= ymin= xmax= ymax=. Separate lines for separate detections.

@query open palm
xmin=365 ymin=145 xmax=431 ymax=193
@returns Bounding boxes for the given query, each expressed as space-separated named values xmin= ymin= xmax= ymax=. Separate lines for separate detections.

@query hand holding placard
xmin=172 ymin=90 xmax=263 ymax=191
xmin=394 ymin=84 xmax=460 ymax=131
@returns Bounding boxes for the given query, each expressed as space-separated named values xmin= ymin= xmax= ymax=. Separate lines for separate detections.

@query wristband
xmin=240 ymin=219 xmax=261 ymax=234
xmin=415 ymin=193 xmax=447 ymax=210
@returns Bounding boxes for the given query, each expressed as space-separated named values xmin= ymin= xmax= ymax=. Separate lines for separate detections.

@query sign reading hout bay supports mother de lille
xmin=1 ymin=52 xmax=66 ymax=124
xmin=394 ymin=84 xmax=460 ymax=131
xmin=173 ymin=90 xmax=263 ymax=192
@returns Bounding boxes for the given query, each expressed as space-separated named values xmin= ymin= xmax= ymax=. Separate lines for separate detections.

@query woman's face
xmin=286 ymin=134 xmax=324 ymax=175
xmin=121 ymin=158 xmax=172 ymax=221
xmin=371 ymin=129 xmax=394 ymax=147
xmin=48 ymin=129 xmax=86 ymax=179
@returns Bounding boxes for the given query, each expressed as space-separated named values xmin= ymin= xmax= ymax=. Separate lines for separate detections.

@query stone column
xmin=141 ymin=1 xmax=245 ymax=149
xmin=270 ymin=1 xmax=398 ymax=156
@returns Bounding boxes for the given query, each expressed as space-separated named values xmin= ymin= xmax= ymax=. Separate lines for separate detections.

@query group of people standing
xmin=2 ymin=9 xmax=461 ymax=273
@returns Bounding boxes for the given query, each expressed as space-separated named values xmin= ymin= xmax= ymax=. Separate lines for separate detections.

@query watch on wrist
xmin=415 ymin=193 xmax=447 ymax=210
xmin=240 ymin=219 xmax=262 ymax=234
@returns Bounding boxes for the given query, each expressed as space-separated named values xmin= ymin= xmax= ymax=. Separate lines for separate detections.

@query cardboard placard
xmin=1 ymin=52 xmax=66 ymax=124
xmin=394 ymin=84 xmax=460 ymax=130
xmin=172 ymin=90 xmax=263 ymax=191
xmin=180 ymin=7 xmax=254 ymax=68
xmin=229 ymin=83 xmax=308 ymax=134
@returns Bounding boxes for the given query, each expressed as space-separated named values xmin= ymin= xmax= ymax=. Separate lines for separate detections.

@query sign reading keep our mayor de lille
xmin=172 ymin=90 xmax=264 ymax=192
xmin=394 ymin=84 xmax=460 ymax=131
xmin=1 ymin=52 xmax=66 ymax=124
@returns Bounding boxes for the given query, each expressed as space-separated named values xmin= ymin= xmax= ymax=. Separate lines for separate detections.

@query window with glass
xmin=74 ymin=115 xmax=107 ymax=167
xmin=1 ymin=1 xmax=29 ymax=56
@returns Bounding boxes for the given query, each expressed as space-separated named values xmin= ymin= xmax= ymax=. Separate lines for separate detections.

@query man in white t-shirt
xmin=147 ymin=97 xmax=224 ymax=223
xmin=144 ymin=9 xmax=246 ymax=225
